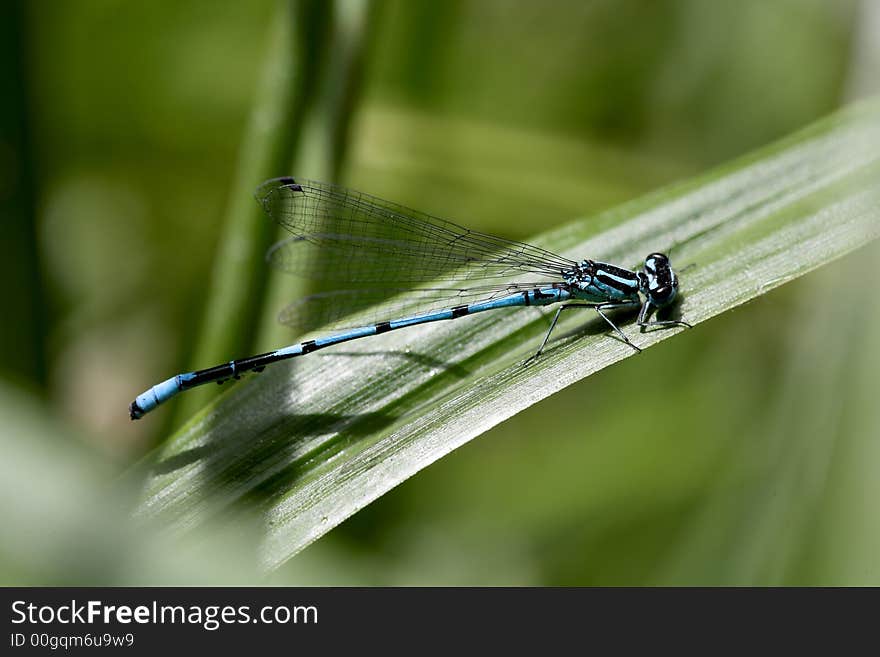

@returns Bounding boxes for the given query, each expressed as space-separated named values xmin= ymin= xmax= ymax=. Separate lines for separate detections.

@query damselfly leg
xmin=524 ymin=300 xmax=642 ymax=365
xmin=637 ymin=301 xmax=693 ymax=331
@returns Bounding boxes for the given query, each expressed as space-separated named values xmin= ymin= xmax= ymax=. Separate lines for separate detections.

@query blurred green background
xmin=1 ymin=0 xmax=878 ymax=584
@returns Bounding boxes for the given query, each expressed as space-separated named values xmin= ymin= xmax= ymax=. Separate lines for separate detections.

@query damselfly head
xmin=641 ymin=252 xmax=678 ymax=307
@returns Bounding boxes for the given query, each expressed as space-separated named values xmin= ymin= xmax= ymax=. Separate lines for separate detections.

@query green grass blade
xmin=172 ymin=0 xmax=328 ymax=426
xmin=256 ymin=0 xmax=379 ymax=351
xmin=137 ymin=100 xmax=880 ymax=570
xmin=0 ymin=1 xmax=46 ymax=387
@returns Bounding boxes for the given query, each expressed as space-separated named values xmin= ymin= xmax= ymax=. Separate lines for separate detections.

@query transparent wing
xmin=256 ymin=177 xmax=577 ymax=284
xmin=278 ymin=283 xmax=559 ymax=336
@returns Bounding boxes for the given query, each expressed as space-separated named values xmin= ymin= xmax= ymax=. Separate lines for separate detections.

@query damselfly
xmin=129 ymin=177 xmax=690 ymax=419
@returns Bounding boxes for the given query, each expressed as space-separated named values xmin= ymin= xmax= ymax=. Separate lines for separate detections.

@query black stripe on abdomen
xmin=183 ymin=363 xmax=235 ymax=388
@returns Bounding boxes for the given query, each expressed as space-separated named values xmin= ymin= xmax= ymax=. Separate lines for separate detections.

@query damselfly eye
xmin=643 ymin=253 xmax=669 ymax=275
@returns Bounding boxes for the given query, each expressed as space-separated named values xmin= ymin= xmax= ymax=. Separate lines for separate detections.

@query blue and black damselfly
xmin=129 ymin=177 xmax=691 ymax=419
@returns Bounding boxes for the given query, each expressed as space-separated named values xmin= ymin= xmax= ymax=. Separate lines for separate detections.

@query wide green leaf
xmin=137 ymin=100 xmax=880 ymax=570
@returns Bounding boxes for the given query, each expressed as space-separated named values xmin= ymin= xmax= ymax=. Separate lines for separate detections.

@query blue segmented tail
xmin=129 ymin=286 xmax=570 ymax=419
